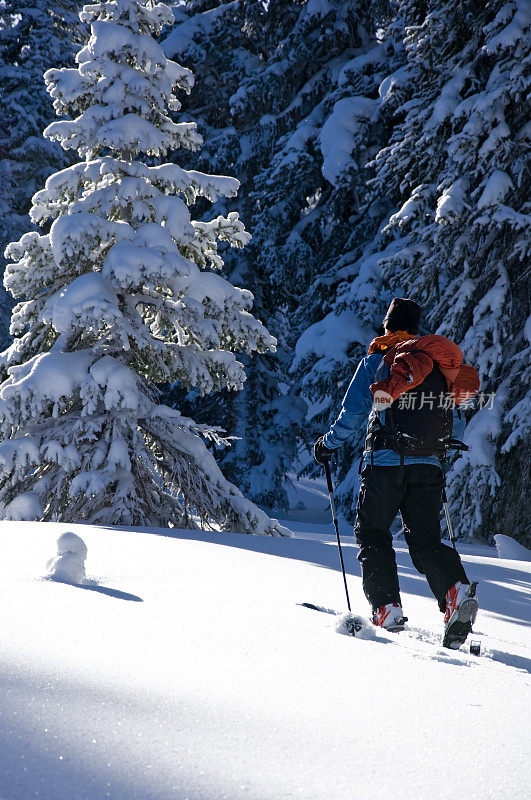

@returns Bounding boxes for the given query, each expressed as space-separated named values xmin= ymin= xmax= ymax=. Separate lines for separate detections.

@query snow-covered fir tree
xmin=162 ymin=0 xmax=397 ymax=510
xmin=0 ymin=0 xmax=288 ymax=535
xmin=369 ymin=0 xmax=530 ymax=543
xmin=0 ymin=0 xmax=84 ymax=347
xmin=289 ymin=6 xmax=409 ymax=512
xmin=161 ymin=1 xmax=310 ymax=511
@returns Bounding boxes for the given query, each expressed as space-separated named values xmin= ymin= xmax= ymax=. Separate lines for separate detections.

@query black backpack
xmin=366 ymin=361 xmax=453 ymax=459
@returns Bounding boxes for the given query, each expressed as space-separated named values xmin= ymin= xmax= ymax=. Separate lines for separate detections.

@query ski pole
xmin=324 ymin=460 xmax=352 ymax=612
xmin=442 ymin=487 xmax=457 ymax=550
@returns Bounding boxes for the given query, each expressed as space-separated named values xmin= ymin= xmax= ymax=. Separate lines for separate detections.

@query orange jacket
xmin=370 ymin=334 xmax=480 ymax=405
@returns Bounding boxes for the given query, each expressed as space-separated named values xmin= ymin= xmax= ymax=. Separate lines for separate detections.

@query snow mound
xmin=494 ymin=534 xmax=531 ymax=561
xmin=46 ymin=532 xmax=88 ymax=584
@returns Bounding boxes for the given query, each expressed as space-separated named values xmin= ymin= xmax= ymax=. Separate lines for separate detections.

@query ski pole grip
xmin=324 ymin=461 xmax=334 ymax=495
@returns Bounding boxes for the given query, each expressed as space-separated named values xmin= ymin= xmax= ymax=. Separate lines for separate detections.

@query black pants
xmin=354 ymin=464 xmax=468 ymax=612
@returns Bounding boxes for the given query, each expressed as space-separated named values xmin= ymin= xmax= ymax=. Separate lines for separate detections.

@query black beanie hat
xmin=383 ymin=297 xmax=421 ymax=334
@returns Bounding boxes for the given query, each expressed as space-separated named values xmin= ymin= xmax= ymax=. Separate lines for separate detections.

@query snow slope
xmin=0 ymin=519 xmax=529 ymax=800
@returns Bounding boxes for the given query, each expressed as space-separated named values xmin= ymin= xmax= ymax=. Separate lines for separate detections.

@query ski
xmin=301 ymin=602 xmax=335 ymax=613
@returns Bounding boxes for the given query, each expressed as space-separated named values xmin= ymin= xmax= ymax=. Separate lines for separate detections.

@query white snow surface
xmin=0 ymin=516 xmax=529 ymax=800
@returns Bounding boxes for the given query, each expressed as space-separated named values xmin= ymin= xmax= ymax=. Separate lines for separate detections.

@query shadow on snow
xmin=95 ymin=522 xmax=531 ymax=628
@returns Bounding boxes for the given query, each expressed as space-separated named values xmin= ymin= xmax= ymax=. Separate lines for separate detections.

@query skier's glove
xmin=314 ymin=436 xmax=334 ymax=466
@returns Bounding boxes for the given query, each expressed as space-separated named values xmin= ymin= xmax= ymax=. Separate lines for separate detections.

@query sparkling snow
xmin=0 ymin=514 xmax=529 ymax=800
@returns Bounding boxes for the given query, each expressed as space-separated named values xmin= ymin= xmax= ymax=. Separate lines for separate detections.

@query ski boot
xmin=443 ymin=581 xmax=478 ymax=649
xmin=372 ymin=602 xmax=408 ymax=632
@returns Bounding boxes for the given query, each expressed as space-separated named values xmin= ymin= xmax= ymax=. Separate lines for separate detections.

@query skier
xmin=314 ymin=298 xmax=480 ymax=649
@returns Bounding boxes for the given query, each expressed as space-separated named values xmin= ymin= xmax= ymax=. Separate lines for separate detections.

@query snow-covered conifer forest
xmin=0 ymin=0 xmax=288 ymax=534
xmin=0 ymin=3 xmax=530 ymax=799
xmin=0 ymin=0 xmax=529 ymax=542
xmin=161 ymin=0 xmax=531 ymax=544
xmin=0 ymin=0 xmax=85 ymax=345
xmin=0 ymin=0 xmax=529 ymax=540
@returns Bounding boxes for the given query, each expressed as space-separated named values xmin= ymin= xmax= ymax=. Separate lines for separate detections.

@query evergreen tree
xmin=290 ymin=5 xmax=408 ymax=514
xmin=161 ymin=1 xmax=307 ymax=511
xmin=0 ymin=0 xmax=288 ymax=535
xmin=162 ymin=0 xmax=396 ymax=511
xmin=0 ymin=0 xmax=84 ymax=346
xmin=370 ymin=0 xmax=530 ymax=543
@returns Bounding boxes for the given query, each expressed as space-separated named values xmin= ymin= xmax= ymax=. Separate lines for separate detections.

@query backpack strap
xmin=373 ymin=354 xmax=388 ymax=383
xmin=365 ymin=355 xmax=389 ymax=453
xmin=398 ymin=450 xmax=405 ymax=488
xmin=364 ymin=358 xmax=470 ymax=469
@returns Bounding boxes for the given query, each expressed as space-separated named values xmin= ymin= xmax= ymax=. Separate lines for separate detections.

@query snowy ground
xmin=0 ymin=513 xmax=529 ymax=800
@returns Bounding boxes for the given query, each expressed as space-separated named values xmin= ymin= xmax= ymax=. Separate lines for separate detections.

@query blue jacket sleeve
xmin=323 ymin=354 xmax=383 ymax=450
